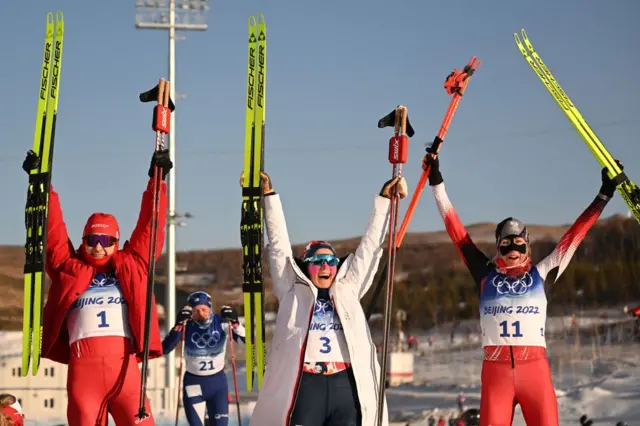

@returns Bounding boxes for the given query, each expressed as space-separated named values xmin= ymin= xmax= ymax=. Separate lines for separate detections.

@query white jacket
xmin=249 ymin=193 xmax=391 ymax=426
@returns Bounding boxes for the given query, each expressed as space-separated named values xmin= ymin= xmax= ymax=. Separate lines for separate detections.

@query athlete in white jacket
xmin=243 ymin=171 xmax=407 ymax=426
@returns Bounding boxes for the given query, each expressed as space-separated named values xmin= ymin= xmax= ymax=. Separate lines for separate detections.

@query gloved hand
xmin=599 ymin=160 xmax=623 ymax=198
xmin=175 ymin=306 xmax=192 ymax=326
xmin=220 ymin=305 xmax=239 ymax=324
xmin=22 ymin=150 xmax=41 ymax=174
xmin=379 ymin=176 xmax=408 ymax=199
xmin=148 ymin=149 xmax=173 ymax=180
xmin=239 ymin=171 xmax=274 ymax=195
xmin=422 ymin=148 xmax=443 ymax=186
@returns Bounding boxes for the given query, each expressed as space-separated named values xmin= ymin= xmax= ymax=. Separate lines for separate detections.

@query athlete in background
xmin=162 ymin=291 xmax=245 ymax=426
xmin=423 ymin=150 xmax=620 ymax=426
xmin=22 ymin=149 xmax=172 ymax=426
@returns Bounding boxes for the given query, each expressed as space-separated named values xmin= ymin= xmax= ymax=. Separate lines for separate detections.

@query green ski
xmin=23 ymin=10 xmax=65 ymax=377
xmin=241 ymin=12 xmax=267 ymax=392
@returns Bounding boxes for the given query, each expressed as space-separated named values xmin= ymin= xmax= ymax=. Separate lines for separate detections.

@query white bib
xmin=480 ymin=269 xmax=547 ymax=347
xmin=184 ymin=320 xmax=229 ymax=376
xmin=67 ymin=272 xmax=132 ymax=345
xmin=304 ymin=295 xmax=350 ymax=363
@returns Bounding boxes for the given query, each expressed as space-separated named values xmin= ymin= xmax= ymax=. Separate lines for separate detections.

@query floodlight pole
xmin=135 ymin=0 xmax=208 ymax=414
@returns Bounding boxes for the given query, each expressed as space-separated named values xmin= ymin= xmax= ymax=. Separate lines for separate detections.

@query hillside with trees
xmin=0 ymin=213 xmax=638 ymax=330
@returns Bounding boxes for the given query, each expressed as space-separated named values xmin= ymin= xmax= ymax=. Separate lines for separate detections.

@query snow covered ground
xmin=12 ymin=309 xmax=640 ymax=425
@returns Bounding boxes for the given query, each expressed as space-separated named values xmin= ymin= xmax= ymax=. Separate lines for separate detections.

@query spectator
xmin=0 ymin=394 xmax=23 ymax=426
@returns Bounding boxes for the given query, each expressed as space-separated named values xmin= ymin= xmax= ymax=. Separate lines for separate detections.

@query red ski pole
xmin=397 ymin=56 xmax=481 ymax=245
xmin=375 ymin=105 xmax=413 ymax=426
xmin=365 ymin=57 xmax=480 ymax=321
xmin=174 ymin=322 xmax=187 ymax=426
xmin=228 ymin=321 xmax=242 ymax=426
xmin=136 ymin=79 xmax=175 ymax=422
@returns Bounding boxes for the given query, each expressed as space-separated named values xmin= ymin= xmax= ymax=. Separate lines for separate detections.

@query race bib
xmin=304 ymin=296 xmax=350 ymax=363
xmin=67 ymin=273 xmax=132 ymax=344
xmin=480 ymin=269 xmax=548 ymax=347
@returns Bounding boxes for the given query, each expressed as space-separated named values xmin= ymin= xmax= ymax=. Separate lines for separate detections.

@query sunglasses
xmin=83 ymin=234 xmax=118 ymax=248
xmin=305 ymin=254 xmax=340 ymax=267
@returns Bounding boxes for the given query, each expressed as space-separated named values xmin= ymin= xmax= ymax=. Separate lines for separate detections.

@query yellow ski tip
xmin=248 ymin=15 xmax=257 ymax=26
xmin=56 ymin=10 xmax=64 ymax=21
xmin=257 ymin=13 xmax=266 ymax=24
xmin=46 ymin=12 xmax=54 ymax=23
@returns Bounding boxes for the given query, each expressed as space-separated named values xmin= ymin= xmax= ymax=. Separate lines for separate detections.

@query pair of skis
xmin=22 ymin=11 xmax=65 ymax=377
xmin=514 ymin=29 xmax=640 ymax=223
xmin=241 ymin=13 xmax=267 ymax=392
xmin=365 ymin=57 xmax=481 ymax=322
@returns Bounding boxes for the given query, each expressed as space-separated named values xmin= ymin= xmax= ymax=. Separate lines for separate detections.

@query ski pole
xmin=174 ymin=321 xmax=187 ymax=426
xmin=228 ymin=321 xmax=242 ymax=426
xmin=375 ymin=105 xmax=412 ymax=426
xmin=136 ymin=79 xmax=175 ymax=421
xmin=365 ymin=57 xmax=480 ymax=321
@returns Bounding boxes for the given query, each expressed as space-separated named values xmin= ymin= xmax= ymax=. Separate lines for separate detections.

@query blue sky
xmin=1 ymin=0 xmax=638 ymax=251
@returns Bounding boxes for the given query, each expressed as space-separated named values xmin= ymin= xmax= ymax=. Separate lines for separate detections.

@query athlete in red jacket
xmin=22 ymin=149 xmax=172 ymax=426
xmin=423 ymin=151 xmax=620 ymax=426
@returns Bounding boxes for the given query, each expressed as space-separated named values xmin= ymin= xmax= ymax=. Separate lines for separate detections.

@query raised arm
xmin=343 ymin=184 xmax=395 ymax=299
xmin=21 ymin=151 xmax=75 ymax=273
xmin=45 ymin=185 xmax=76 ymax=272
xmin=536 ymin=195 xmax=609 ymax=282
xmin=257 ymin=173 xmax=297 ymax=300
xmin=123 ymin=150 xmax=172 ymax=263
xmin=536 ymin=164 xmax=620 ymax=282
xmin=426 ymin=154 xmax=491 ymax=287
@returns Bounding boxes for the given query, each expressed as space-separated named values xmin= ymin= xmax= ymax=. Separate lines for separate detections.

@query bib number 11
xmin=499 ymin=320 xmax=523 ymax=337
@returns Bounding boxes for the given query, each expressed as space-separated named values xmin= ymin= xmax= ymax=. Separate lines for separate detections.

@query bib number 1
xmin=97 ymin=311 xmax=110 ymax=328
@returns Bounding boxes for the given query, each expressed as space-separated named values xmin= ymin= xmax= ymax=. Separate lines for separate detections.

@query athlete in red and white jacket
xmin=22 ymin=149 xmax=172 ymax=426
xmin=423 ymin=151 xmax=620 ymax=426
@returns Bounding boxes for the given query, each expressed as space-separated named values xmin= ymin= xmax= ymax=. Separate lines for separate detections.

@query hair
xmin=0 ymin=395 xmax=15 ymax=407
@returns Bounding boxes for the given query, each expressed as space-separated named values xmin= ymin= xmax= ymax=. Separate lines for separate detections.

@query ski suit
xmin=431 ymin=182 xmax=608 ymax=426
xmin=41 ymin=179 xmax=166 ymax=426
xmin=162 ymin=314 xmax=245 ymax=426
xmin=249 ymin=192 xmax=391 ymax=426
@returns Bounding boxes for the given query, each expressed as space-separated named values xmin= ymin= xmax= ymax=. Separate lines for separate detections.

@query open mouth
xmin=318 ymin=272 xmax=331 ymax=280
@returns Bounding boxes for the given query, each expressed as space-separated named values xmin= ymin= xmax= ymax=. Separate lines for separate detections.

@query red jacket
xmin=42 ymin=178 xmax=167 ymax=364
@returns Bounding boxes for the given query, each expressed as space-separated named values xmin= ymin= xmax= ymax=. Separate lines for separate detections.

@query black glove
xmin=220 ymin=305 xmax=239 ymax=324
xmin=22 ymin=150 xmax=41 ymax=174
xmin=422 ymin=147 xmax=443 ymax=186
xmin=599 ymin=160 xmax=623 ymax=198
xmin=175 ymin=307 xmax=192 ymax=326
xmin=148 ymin=149 xmax=173 ymax=180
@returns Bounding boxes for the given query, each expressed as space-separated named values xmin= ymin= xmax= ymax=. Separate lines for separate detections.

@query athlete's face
xmin=192 ymin=305 xmax=211 ymax=322
xmin=84 ymin=234 xmax=117 ymax=259
xmin=307 ymin=248 xmax=338 ymax=289
xmin=498 ymin=236 xmax=528 ymax=266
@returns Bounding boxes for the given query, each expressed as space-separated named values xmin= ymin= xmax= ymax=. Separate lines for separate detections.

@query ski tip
xmin=257 ymin=13 xmax=266 ymax=24
xmin=248 ymin=15 xmax=257 ymax=27
xmin=46 ymin=12 xmax=54 ymax=24
xmin=56 ymin=10 xmax=64 ymax=21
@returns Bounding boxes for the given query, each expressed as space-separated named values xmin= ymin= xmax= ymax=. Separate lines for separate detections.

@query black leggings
xmin=290 ymin=369 xmax=361 ymax=426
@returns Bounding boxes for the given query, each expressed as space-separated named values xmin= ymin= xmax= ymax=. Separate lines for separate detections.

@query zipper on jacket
xmin=76 ymin=341 xmax=81 ymax=358
xmin=285 ymin=304 xmax=314 ymax=426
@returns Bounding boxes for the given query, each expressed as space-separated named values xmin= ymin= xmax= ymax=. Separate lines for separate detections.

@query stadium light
xmin=135 ymin=0 xmax=208 ymax=414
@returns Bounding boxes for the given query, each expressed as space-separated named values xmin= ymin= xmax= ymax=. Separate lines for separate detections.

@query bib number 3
xmin=319 ymin=337 xmax=331 ymax=354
